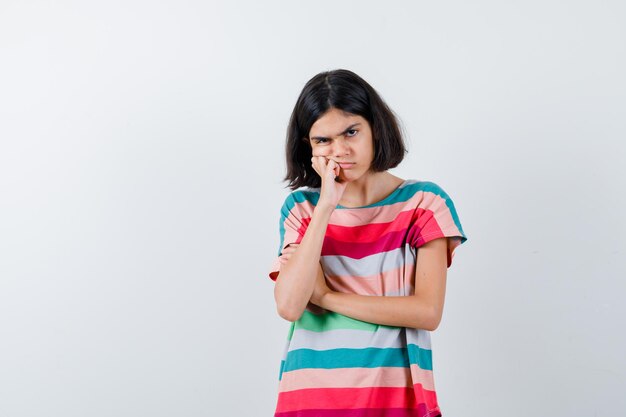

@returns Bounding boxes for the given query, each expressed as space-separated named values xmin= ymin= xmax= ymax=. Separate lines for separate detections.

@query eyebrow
xmin=310 ymin=123 xmax=361 ymax=141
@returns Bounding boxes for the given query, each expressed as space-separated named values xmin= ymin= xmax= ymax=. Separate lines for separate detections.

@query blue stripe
xmin=279 ymin=344 xmax=433 ymax=375
xmin=279 ymin=359 xmax=286 ymax=380
xmin=407 ymin=343 xmax=434 ymax=371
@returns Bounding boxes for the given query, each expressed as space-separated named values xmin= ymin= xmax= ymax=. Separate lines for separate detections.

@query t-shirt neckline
xmin=335 ymin=179 xmax=409 ymax=210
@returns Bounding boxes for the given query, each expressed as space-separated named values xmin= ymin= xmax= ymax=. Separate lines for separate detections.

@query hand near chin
xmin=311 ymin=155 xmax=347 ymax=209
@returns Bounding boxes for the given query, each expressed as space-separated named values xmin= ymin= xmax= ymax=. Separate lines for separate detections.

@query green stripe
xmin=291 ymin=310 xmax=396 ymax=336
xmin=279 ymin=344 xmax=432 ymax=375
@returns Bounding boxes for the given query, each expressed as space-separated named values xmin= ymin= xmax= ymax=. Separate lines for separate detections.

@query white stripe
xmin=321 ymin=246 xmax=415 ymax=277
xmin=287 ymin=327 xmax=432 ymax=352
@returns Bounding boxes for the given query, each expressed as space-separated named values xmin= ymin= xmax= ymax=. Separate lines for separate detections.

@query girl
xmin=268 ymin=69 xmax=468 ymax=417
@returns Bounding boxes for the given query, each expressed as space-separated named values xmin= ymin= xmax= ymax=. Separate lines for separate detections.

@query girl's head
xmin=284 ymin=69 xmax=407 ymax=190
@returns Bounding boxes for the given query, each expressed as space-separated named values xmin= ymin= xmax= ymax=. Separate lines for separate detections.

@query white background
xmin=1 ymin=1 xmax=625 ymax=416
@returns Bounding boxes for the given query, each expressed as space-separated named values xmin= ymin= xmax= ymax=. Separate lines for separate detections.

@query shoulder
xmin=398 ymin=179 xmax=455 ymax=205
xmin=278 ymin=187 xmax=320 ymax=217
xmin=280 ymin=187 xmax=320 ymax=207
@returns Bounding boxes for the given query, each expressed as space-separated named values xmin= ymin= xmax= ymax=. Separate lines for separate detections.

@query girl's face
xmin=308 ymin=108 xmax=375 ymax=183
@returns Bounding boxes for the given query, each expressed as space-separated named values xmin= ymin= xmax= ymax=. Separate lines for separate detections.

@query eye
xmin=313 ymin=138 xmax=329 ymax=144
xmin=346 ymin=129 xmax=358 ymax=137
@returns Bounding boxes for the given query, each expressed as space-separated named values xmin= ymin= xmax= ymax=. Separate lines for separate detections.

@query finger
xmin=326 ymin=158 xmax=340 ymax=178
xmin=315 ymin=155 xmax=329 ymax=168
xmin=311 ymin=157 xmax=321 ymax=176
xmin=312 ymin=156 xmax=329 ymax=177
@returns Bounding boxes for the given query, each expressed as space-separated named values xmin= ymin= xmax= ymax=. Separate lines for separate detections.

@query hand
xmin=310 ymin=264 xmax=331 ymax=307
xmin=311 ymin=155 xmax=348 ymax=210
xmin=278 ymin=243 xmax=299 ymax=265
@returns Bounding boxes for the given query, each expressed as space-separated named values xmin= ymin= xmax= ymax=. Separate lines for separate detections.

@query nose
xmin=333 ymin=137 xmax=350 ymax=157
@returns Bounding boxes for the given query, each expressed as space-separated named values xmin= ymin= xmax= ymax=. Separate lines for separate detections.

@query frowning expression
xmin=308 ymin=108 xmax=375 ymax=182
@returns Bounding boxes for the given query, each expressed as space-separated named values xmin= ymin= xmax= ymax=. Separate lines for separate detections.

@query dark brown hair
xmin=283 ymin=69 xmax=407 ymax=190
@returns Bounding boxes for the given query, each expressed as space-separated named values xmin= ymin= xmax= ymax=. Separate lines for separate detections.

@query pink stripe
xmin=407 ymin=195 xmax=460 ymax=249
xmin=276 ymin=386 xmax=439 ymax=413
xmin=412 ymin=383 xmax=439 ymax=411
xmin=279 ymin=367 xmax=417 ymax=392
xmin=279 ymin=367 xmax=436 ymax=393
xmin=276 ymin=387 xmax=414 ymax=413
xmin=291 ymin=191 xmax=427 ymax=227
xmin=409 ymin=365 xmax=436 ymax=391
xmin=328 ymin=199 xmax=413 ymax=226
xmin=321 ymin=229 xmax=408 ymax=258
xmin=326 ymin=263 xmax=415 ymax=296
xmin=324 ymin=210 xmax=415 ymax=243
xmin=273 ymin=190 xmax=463 ymax=277
xmin=275 ymin=405 xmax=437 ymax=417
xmin=290 ymin=190 xmax=457 ymax=232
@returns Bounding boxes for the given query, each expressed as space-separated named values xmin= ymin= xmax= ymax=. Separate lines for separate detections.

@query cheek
xmin=313 ymin=147 xmax=332 ymax=156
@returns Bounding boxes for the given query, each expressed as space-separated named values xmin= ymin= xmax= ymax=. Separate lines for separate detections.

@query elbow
xmin=425 ymin=319 xmax=441 ymax=332
xmin=276 ymin=303 xmax=303 ymax=322
xmin=274 ymin=286 xmax=304 ymax=322
xmin=420 ymin=305 xmax=443 ymax=331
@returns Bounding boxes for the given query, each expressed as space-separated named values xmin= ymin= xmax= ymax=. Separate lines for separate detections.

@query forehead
xmin=309 ymin=108 xmax=367 ymax=135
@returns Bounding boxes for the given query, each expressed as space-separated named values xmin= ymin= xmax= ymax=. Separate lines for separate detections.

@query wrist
xmin=314 ymin=203 xmax=335 ymax=217
xmin=318 ymin=288 xmax=335 ymax=309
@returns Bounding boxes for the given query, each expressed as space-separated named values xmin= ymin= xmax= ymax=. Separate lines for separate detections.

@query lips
xmin=338 ymin=163 xmax=355 ymax=169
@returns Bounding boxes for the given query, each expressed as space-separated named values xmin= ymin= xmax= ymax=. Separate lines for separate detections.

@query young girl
xmin=268 ymin=69 xmax=468 ymax=417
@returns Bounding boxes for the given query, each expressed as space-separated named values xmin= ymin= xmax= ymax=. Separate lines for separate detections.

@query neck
xmin=339 ymin=172 xmax=402 ymax=208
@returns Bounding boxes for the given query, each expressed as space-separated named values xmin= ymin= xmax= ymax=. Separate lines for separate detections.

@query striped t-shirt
xmin=268 ymin=179 xmax=468 ymax=417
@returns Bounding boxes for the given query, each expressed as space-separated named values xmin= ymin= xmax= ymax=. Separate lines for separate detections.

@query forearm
xmin=318 ymin=291 xmax=441 ymax=331
xmin=274 ymin=205 xmax=334 ymax=321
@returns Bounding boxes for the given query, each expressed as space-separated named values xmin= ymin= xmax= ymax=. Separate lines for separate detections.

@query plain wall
xmin=1 ymin=1 xmax=624 ymax=416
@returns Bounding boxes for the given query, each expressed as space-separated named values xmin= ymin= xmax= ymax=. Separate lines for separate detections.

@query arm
xmin=312 ymin=237 xmax=449 ymax=331
xmin=273 ymin=204 xmax=334 ymax=322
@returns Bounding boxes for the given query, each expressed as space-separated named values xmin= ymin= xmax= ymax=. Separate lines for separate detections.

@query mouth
xmin=338 ymin=163 xmax=355 ymax=169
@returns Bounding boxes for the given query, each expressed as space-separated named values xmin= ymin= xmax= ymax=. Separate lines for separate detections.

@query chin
xmin=341 ymin=170 xmax=364 ymax=181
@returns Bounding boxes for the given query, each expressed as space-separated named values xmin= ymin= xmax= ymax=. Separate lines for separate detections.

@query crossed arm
xmin=276 ymin=237 xmax=449 ymax=331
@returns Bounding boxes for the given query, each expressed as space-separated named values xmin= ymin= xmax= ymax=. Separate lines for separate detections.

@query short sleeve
xmin=407 ymin=182 xmax=468 ymax=268
xmin=268 ymin=193 xmax=307 ymax=281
